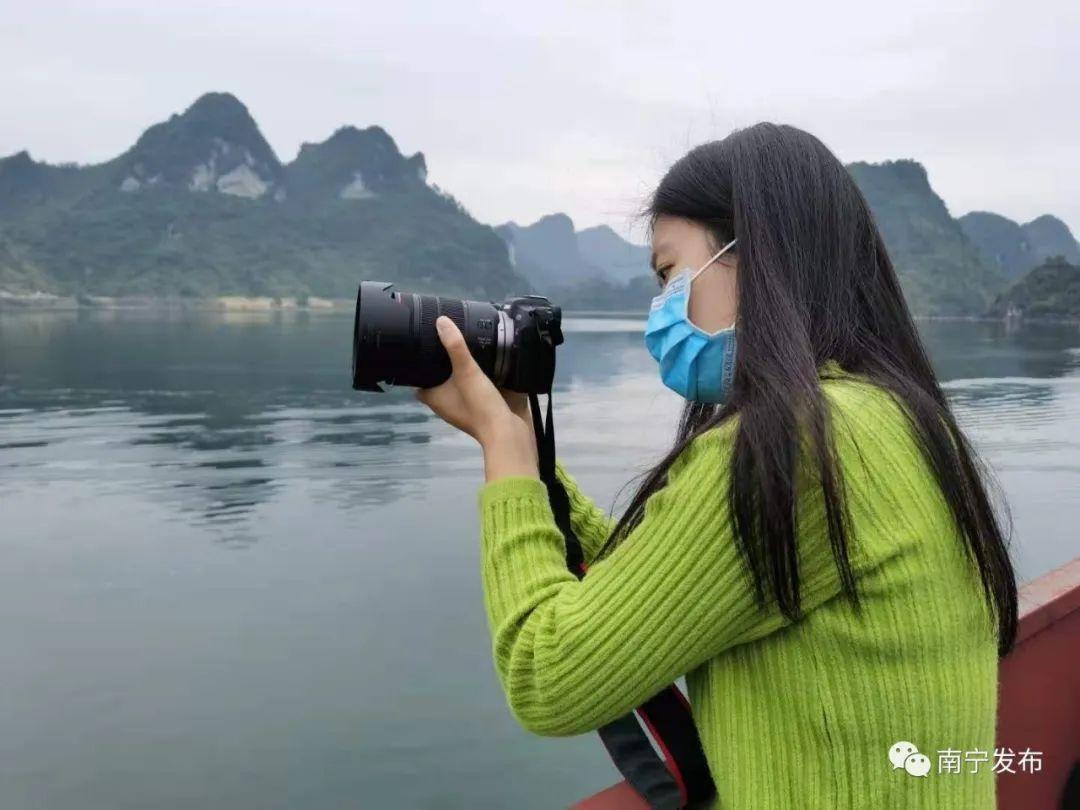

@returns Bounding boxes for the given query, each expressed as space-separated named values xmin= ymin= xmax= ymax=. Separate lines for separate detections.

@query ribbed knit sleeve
xmin=553 ymin=459 xmax=617 ymax=564
xmin=477 ymin=410 xmax=891 ymax=738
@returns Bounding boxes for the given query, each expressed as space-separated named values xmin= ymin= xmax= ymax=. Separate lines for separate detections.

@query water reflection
xmin=1 ymin=310 xmax=1078 ymax=560
xmin=2 ymin=308 xmax=1079 ymax=810
xmin=0 ymin=311 xmax=654 ymax=538
xmin=921 ymin=319 xmax=1080 ymax=381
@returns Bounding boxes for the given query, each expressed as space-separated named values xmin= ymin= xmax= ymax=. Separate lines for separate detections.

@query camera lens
xmin=352 ymin=281 xmax=510 ymax=392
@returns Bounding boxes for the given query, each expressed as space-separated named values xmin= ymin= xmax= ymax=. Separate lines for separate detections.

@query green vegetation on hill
xmin=287 ymin=125 xmax=428 ymax=199
xmin=1023 ymin=215 xmax=1080 ymax=264
xmin=959 ymin=211 xmax=1080 ymax=282
xmin=0 ymin=93 xmax=526 ymax=301
xmin=847 ymin=160 xmax=1005 ymax=315
xmin=502 ymin=160 xmax=1072 ymax=317
xmin=990 ymin=257 xmax=1080 ymax=320
xmin=957 ymin=211 xmax=1035 ymax=281
xmin=5 ymin=188 xmax=515 ymax=299
xmin=2 ymin=94 xmax=1076 ymax=317
xmin=0 ymin=236 xmax=50 ymax=291
xmin=119 ymin=91 xmax=283 ymax=189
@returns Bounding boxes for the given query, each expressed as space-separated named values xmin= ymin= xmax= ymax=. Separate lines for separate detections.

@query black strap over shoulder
xmin=528 ymin=389 xmax=716 ymax=810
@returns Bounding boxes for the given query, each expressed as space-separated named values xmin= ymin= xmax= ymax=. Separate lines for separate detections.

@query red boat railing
xmin=996 ymin=557 xmax=1080 ymax=808
xmin=574 ymin=556 xmax=1080 ymax=810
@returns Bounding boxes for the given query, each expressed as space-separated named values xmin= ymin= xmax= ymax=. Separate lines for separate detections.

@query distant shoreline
xmin=0 ymin=293 xmax=647 ymax=318
xmin=0 ymin=292 xmax=355 ymax=313
xmin=0 ymin=291 xmax=1077 ymax=325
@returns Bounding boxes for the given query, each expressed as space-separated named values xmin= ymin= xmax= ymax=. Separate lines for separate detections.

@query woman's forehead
xmin=651 ymin=215 xmax=702 ymax=248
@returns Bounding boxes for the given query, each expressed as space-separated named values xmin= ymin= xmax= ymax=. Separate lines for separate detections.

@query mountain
xmin=504 ymin=159 xmax=1018 ymax=316
xmin=3 ymin=97 xmax=1072 ymax=317
xmin=286 ymin=125 xmax=428 ymax=199
xmin=116 ymin=92 xmax=283 ymax=197
xmin=959 ymin=212 xmax=1079 ymax=281
xmin=989 ymin=256 xmax=1080 ymax=320
xmin=495 ymin=213 xmax=654 ymax=311
xmin=0 ymin=92 xmax=525 ymax=300
xmin=496 ymin=215 xmax=654 ymax=287
xmin=577 ymin=225 xmax=652 ymax=285
xmin=957 ymin=212 xmax=1036 ymax=281
xmin=496 ymin=213 xmax=590 ymax=287
xmin=847 ymin=160 xmax=1005 ymax=315
xmin=1022 ymin=215 xmax=1080 ymax=264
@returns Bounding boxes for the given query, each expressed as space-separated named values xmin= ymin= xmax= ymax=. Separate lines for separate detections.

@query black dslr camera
xmin=351 ymin=281 xmax=564 ymax=394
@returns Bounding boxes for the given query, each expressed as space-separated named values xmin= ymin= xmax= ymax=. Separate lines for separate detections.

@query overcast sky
xmin=1 ymin=0 xmax=1076 ymax=243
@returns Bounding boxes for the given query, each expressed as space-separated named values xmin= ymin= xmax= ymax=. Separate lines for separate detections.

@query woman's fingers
xmin=416 ymin=315 xmax=514 ymax=442
xmin=435 ymin=316 xmax=477 ymax=377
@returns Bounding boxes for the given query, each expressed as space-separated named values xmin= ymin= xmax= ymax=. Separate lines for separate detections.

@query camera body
xmin=351 ymin=281 xmax=564 ymax=394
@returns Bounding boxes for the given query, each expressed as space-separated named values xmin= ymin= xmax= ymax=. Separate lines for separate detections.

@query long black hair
xmin=599 ymin=122 xmax=1018 ymax=656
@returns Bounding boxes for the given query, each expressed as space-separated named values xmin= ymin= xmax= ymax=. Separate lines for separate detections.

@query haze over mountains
xmin=499 ymin=162 xmax=1079 ymax=317
xmin=959 ymin=212 xmax=1080 ymax=281
xmin=496 ymin=214 xmax=650 ymax=287
xmin=1 ymin=92 xmax=1077 ymax=317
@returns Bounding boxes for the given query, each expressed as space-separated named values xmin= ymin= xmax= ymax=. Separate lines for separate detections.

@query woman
xmin=416 ymin=123 xmax=1017 ymax=809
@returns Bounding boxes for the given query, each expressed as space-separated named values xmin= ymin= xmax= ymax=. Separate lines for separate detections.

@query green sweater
xmin=477 ymin=364 xmax=999 ymax=809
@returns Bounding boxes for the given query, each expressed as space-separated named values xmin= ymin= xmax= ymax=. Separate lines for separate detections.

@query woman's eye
xmin=655 ymin=266 xmax=671 ymax=286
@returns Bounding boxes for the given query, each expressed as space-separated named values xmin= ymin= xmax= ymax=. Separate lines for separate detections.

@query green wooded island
xmin=1 ymin=92 xmax=1077 ymax=319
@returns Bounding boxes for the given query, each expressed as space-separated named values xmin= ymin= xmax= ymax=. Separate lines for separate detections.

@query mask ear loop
xmin=685 ymin=237 xmax=738 ymax=332
xmin=688 ymin=237 xmax=738 ymax=283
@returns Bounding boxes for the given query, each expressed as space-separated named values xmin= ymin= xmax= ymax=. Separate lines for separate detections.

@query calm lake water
xmin=1 ymin=310 xmax=1078 ymax=809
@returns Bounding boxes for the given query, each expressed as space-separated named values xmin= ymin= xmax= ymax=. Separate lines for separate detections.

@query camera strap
xmin=527 ymin=389 xmax=716 ymax=810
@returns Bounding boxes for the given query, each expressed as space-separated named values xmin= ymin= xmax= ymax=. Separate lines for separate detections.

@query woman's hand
xmin=415 ymin=316 xmax=539 ymax=481
xmin=496 ymin=388 xmax=540 ymax=462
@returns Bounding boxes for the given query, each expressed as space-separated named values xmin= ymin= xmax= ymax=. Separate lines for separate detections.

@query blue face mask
xmin=644 ymin=237 xmax=738 ymax=403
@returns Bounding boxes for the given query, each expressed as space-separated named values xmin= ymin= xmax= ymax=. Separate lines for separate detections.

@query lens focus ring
xmin=417 ymin=294 xmax=467 ymax=369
